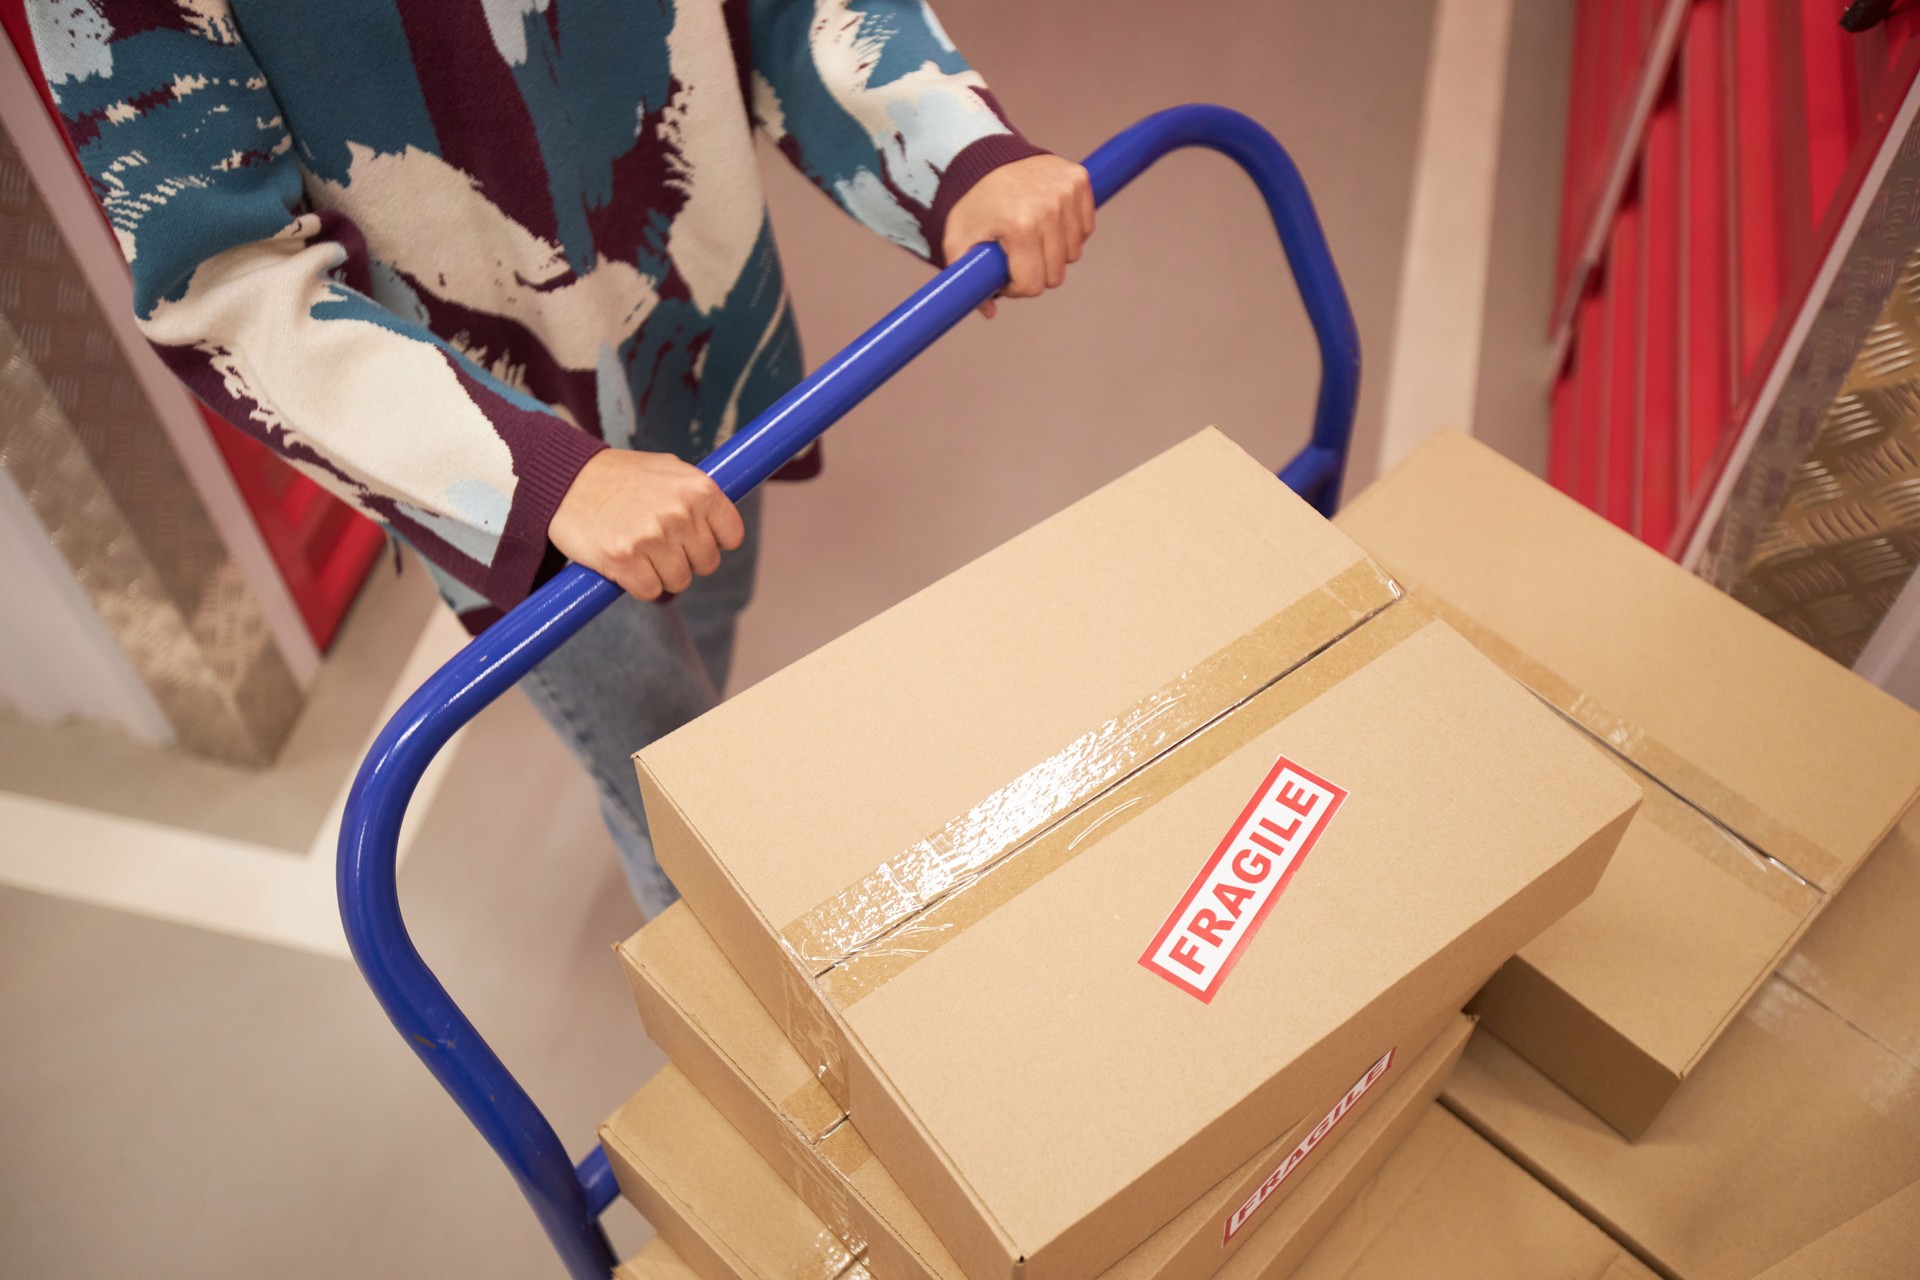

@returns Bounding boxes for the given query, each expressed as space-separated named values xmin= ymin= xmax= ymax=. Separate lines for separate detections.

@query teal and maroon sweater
xmin=30 ymin=0 xmax=1041 ymax=626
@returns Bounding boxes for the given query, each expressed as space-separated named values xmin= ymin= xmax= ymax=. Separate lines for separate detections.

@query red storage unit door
xmin=1550 ymin=0 xmax=1920 ymax=556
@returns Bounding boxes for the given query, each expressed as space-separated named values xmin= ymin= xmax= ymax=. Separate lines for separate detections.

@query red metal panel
xmin=1731 ymin=0 xmax=1787 ymax=383
xmin=1603 ymin=194 xmax=1643 ymax=531
xmin=1549 ymin=362 xmax=1579 ymax=494
xmin=1800 ymin=0 xmax=1861 ymax=225
xmin=1559 ymin=0 xmax=1920 ymax=560
xmin=1557 ymin=1 xmax=1604 ymax=301
xmin=1640 ymin=85 xmax=1683 ymax=549
xmin=1680 ymin=0 xmax=1731 ymax=502
xmin=200 ymin=407 xmax=386 ymax=649
xmin=1571 ymin=288 xmax=1609 ymax=509
xmin=1672 ymin=13 xmax=1920 ymax=555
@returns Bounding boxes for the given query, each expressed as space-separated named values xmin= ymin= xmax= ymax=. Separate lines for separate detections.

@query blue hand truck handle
xmin=337 ymin=104 xmax=1359 ymax=1280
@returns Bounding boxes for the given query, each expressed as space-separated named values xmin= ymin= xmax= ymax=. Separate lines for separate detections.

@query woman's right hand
xmin=548 ymin=450 xmax=745 ymax=601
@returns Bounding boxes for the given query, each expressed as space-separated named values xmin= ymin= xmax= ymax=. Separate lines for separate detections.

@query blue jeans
xmin=518 ymin=489 xmax=762 ymax=917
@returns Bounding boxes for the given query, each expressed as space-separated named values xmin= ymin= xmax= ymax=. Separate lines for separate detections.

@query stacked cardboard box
xmin=1441 ymin=803 xmax=1920 ymax=1280
xmin=594 ymin=430 xmax=1653 ymax=1280
xmin=1331 ymin=431 xmax=1920 ymax=1276
xmin=1335 ymin=430 xmax=1920 ymax=1137
xmin=602 ymin=903 xmax=1477 ymax=1280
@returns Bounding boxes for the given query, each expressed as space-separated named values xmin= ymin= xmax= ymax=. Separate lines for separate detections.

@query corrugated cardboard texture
xmin=618 ymin=1238 xmax=706 ymax=1280
xmin=1779 ymin=803 xmax=1920 ymax=1068
xmin=1752 ymin=1180 xmax=1920 ymax=1280
xmin=616 ymin=1239 xmax=874 ymax=1280
xmin=1286 ymin=1108 xmax=1657 ymax=1280
xmin=618 ymin=905 xmax=964 ymax=1280
xmin=1469 ymin=754 xmax=1821 ymax=1137
xmin=639 ymin=429 xmax=1641 ymax=1280
xmin=1336 ymin=429 xmax=1920 ymax=1136
xmin=600 ymin=1068 xmax=858 ymax=1280
xmin=1210 ymin=1033 xmax=1476 ymax=1280
xmin=610 ymin=916 xmax=1471 ymax=1280
xmin=619 ymin=902 xmax=1473 ymax=1280
xmin=1336 ymin=429 xmax=1920 ymax=892
xmin=1118 ymin=1015 xmax=1472 ymax=1280
xmin=1442 ymin=808 xmax=1920 ymax=1280
xmin=643 ymin=428 xmax=1390 ymax=935
xmin=831 ymin=605 xmax=1634 ymax=1279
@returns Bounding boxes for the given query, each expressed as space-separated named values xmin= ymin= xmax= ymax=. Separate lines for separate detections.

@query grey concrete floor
xmin=0 ymin=3 xmax=1575 ymax=1276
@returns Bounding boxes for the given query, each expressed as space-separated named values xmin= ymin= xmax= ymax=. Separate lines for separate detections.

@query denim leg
xmin=518 ymin=490 xmax=763 ymax=916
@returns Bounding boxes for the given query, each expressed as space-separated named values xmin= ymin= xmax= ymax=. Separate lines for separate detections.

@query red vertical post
xmin=1680 ymin=0 xmax=1731 ymax=502
xmin=1571 ymin=289 xmax=1609 ymax=509
xmin=1799 ymin=0 xmax=1860 ymax=228
xmin=1549 ymin=363 xmax=1579 ymax=494
xmin=1603 ymin=194 xmax=1643 ymax=532
xmin=1731 ymin=0 xmax=1788 ymax=385
xmin=1557 ymin=1 xmax=1602 ymax=302
xmin=1640 ymin=83 xmax=1682 ymax=549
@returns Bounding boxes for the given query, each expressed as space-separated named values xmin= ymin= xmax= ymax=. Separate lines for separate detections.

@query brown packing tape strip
xmin=779 ymin=1119 xmax=869 ymax=1257
xmin=780 ymin=956 xmax=852 ymax=1109
xmin=1591 ymin=724 xmax=1822 ymax=914
xmin=819 ymin=601 xmax=1440 ymax=1011
xmin=781 ymin=561 xmax=1397 ymax=978
xmin=779 ymin=1073 xmax=850 ymax=1146
xmin=1404 ymin=587 xmax=1841 ymax=888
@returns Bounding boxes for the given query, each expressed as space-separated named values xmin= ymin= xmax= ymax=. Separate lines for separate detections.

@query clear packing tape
xmin=1402 ymin=587 xmax=1842 ymax=893
xmin=782 ymin=1115 xmax=869 ymax=1264
xmin=771 ymin=563 xmax=1407 ymax=1100
xmin=763 ymin=570 xmax=1849 ymax=1106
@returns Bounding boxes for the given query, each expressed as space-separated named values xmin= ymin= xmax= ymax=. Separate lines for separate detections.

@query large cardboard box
xmin=1752 ymin=1180 xmax=1920 ymax=1280
xmin=1275 ymin=1108 xmax=1657 ymax=1280
xmin=616 ymin=901 xmax=1472 ymax=1280
xmin=635 ymin=430 xmax=1640 ymax=1279
xmin=1441 ymin=804 xmax=1920 ymax=1280
xmin=1336 ymin=430 xmax=1920 ymax=1135
xmin=601 ymin=1004 xmax=1470 ymax=1280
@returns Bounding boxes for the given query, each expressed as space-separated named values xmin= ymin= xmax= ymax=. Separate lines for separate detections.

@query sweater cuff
xmin=483 ymin=421 xmax=608 ymax=610
xmin=927 ymin=117 xmax=1051 ymax=265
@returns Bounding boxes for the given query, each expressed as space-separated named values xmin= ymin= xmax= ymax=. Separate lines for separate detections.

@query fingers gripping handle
xmin=700 ymin=103 xmax=1357 ymax=508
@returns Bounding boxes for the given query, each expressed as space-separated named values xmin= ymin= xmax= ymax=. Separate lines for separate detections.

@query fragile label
xmin=1139 ymin=756 xmax=1346 ymax=1001
xmin=1221 ymin=1047 xmax=1396 ymax=1246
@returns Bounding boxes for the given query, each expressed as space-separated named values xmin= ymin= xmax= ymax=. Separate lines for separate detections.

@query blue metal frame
xmin=337 ymin=105 xmax=1358 ymax=1280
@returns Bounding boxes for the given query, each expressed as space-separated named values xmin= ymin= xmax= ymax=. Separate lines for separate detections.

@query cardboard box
xmin=1440 ymin=804 xmax=1920 ymax=1280
xmin=616 ymin=1238 xmax=871 ymax=1280
xmin=1275 ymin=1107 xmax=1657 ymax=1280
xmin=1336 ymin=430 xmax=1920 ymax=1135
xmin=636 ymin=429 xmax=1640 ymax=1280
xmin=1201 ymin=1063 xmax=1489 ymax=1280
xmin=603 ymin=990 xmax=1470 ymax=1280
xmin=616 ymin=901 xmax=1472 ymax=1280
xmin=1752 ymin=1180 xmax=1920 ymax=1280
xmin=602 ymin=1065 xmax=860 ymax=1280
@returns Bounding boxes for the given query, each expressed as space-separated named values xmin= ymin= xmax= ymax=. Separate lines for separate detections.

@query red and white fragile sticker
xmin=1139 ymin=755 xmax=1346 ymax=1002
xmin=1221 ymin=1047 xmax=1396 ymax=1246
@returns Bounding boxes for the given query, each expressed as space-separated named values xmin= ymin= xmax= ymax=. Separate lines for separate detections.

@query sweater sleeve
xmin=745 ymin=0 xmax=1048 ymax=264
xmin=26 ymin=1 xmax=605 ymax=612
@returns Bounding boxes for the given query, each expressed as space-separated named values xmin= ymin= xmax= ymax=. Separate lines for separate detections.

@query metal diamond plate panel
xmin=1733 ymin=244 xmax=1920 ymax=665
xmin=0 ymin=116 xmax=299 ymax=763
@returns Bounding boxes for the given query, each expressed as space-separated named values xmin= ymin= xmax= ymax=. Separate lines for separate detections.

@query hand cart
xmin=337 ymin=104 xmax=1361 ymax=1280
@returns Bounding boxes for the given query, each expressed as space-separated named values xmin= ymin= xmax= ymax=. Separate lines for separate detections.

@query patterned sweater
xmin=29 ymin=0 xmax=1041 ymax=626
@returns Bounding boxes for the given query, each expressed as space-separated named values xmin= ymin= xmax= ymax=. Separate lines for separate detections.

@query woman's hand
xmin=549 ymin=449 xmax=744 ymax=601
xmin=943 ymin=155 xmax=1096 ymax=318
